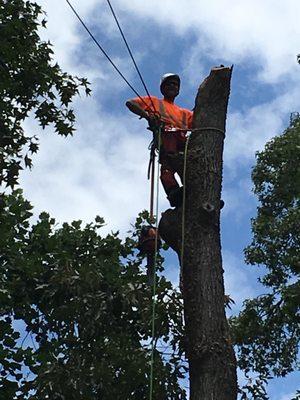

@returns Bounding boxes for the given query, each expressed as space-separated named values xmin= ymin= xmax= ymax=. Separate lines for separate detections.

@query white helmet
xmin=160 ymin=73 xmax=180 ymax=87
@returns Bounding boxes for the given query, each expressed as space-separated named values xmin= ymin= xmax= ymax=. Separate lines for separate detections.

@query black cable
xmin=65 ymin=0 xmax=150 ymax=109
xmin=105 ymin=0 xmax=157 ymax=113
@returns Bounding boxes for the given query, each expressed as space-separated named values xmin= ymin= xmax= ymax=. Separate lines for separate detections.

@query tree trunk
xmin=159 ymin=66 xmax=237 ymax=400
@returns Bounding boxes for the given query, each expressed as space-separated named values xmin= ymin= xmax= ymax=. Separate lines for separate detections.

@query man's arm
xmin=126 ymin=100 xmax=161 ymax=131
xmin=126 ymin=100 xmax=149 ymax=120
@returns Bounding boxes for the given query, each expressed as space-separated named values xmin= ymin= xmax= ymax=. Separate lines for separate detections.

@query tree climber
xmin=126 ymin=73 xmax=193 ymax=207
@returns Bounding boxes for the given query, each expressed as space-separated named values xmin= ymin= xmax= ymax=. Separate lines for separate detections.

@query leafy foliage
xmin=0 ymin=190 xmax=187 ymax=399
xmin=0 ymin=0 xmax=90 ymax=188
xmin=231 ymin=115 xmax=300 ymax=399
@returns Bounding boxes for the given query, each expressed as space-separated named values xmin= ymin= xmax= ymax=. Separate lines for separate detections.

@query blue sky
xmin=19 ymin=0 xmax=300 ymax=398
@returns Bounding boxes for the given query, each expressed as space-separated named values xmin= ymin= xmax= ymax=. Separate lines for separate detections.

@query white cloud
xmin=117 ymin=0 xmax=300 ymax=83
xmin=222 ymin=176 xmax=256 ymax=224
xmin=225 ymin=82 xmax=300 ymax=166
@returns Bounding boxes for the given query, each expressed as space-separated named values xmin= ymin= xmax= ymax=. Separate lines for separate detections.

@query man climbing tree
xmin=126 ymin=73 xmax=193 ymax=207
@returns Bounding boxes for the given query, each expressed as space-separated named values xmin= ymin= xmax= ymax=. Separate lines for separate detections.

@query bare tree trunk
xmin=159 ymin=66 xmax=237 ymax=400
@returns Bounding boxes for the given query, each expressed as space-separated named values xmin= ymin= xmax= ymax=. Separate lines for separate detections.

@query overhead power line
xmin=105 ymin=0 xmax=156 ymax=113
xmin=65 ymin=0 xmax=151 ymax=109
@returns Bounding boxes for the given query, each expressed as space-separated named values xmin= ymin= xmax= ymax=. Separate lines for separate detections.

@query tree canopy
xmin=0 ymin=0 xmax=90 ymax=188
xmin=231 ymin=114 xmax=300 ymax=399
xmin=0 ymin=192 xmax=186 ymax=399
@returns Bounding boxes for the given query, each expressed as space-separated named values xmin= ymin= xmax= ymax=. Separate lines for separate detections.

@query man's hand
xmin=147 ymin=112 xmax=162 ymax=130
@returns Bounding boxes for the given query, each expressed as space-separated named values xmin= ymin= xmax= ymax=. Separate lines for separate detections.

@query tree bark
xmin=159 ymin=66 xmax=237 ymax=400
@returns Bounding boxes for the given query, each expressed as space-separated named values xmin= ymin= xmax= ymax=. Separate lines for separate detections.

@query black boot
xmin=167 ymin=186 xmax=183 ymax=208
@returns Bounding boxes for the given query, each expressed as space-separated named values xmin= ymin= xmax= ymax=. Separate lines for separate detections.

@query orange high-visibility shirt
xmin=130 ymin=96 xmax=193 ymax=130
